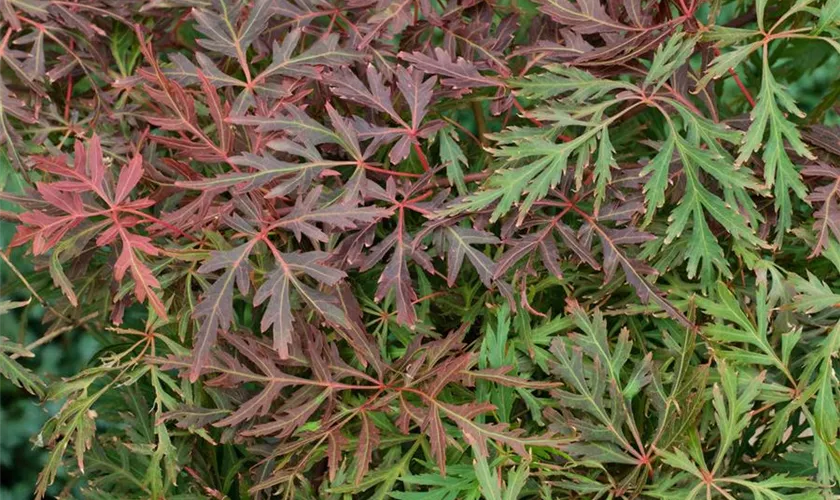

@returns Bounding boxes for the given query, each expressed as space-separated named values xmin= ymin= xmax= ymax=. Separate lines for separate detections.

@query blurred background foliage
xmin=1 ymin=164 xmax=100 ymax=499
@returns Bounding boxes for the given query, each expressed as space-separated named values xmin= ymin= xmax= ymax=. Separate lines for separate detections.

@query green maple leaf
xmin=645 ymin=102 xmax=764 ymax=286
xmin=737 ymin=55 xmax=813 ymax=242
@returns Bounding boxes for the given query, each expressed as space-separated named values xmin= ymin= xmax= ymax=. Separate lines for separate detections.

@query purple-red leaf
xmin=191 ymin=241 xmax=256 ymax=382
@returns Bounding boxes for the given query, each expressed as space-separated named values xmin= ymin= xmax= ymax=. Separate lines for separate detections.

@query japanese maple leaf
xmin=255 ymin=250 xmax=348 ymax=358
xmin=354 ymin=0 xmax=416 ymax=49
xmin=803 ymin=163 xmax=840 ymax=258
xmin=191 ymin=239 xmax=257 ymax=382
xmin=167 ymin=27 xmax=356 ymax=115
xmin=10 ymin=136 xmax=167 ymax=319
xmin=416 ymin=218 xmax=502 ymax=288
xmin=398 ymin=48 xmax=500 ymax=90
xmin=327 ymin=65 xmax=443 ymax=164
xmin=190 ymin=213 xmax=351 ymax=380
xmin=395 ymin=331 xmax=568 ymax=474
xmin=537 ymin=0 xmax=669 ymax=67
xmin=274 ymin=186 xmax=393 ymax=245
xmin=358 ymin=177 xmax=442 ymax=325
xmin=560 ymin=203 xmax=692 ymax=328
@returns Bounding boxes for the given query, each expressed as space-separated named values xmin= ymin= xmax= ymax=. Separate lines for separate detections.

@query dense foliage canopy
xmin=1 ymin=0 xmax=840 ymax=498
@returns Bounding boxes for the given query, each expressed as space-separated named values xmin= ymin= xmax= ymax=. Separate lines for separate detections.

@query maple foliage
xmin=1 ymin=0 xmax=840 ymax=499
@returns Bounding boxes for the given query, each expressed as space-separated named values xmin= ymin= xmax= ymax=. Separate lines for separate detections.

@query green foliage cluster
xmin=1 ymin=0 xmax=840 ymax=499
